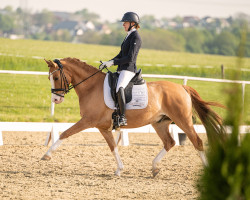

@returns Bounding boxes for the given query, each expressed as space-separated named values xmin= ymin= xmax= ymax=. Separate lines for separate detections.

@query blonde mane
xmin=62 ymin=57 xmax=100 ymax=74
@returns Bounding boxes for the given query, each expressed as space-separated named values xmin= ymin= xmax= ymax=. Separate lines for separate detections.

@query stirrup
xmin=119 ymin=116 xmax=127 ymax=126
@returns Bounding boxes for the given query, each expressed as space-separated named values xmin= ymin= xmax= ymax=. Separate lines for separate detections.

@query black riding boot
xmin=117 ymin=87 xmax=127 ymax=126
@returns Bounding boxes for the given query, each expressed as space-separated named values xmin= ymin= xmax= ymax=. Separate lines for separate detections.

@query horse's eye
xmin=54 ymin=77 xmax=59 ymax=81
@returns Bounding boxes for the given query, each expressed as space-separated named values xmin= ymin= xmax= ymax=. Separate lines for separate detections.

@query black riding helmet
xmin=121 ymin=12 xmax=140 ymax=31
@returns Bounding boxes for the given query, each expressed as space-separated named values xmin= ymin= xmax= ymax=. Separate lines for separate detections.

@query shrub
xmin=197 ymin=24 xmax=250 ymax=200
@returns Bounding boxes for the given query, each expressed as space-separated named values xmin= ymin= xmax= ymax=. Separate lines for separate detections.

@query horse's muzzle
xmin=51 ymin=95 xmax=64 ymax=104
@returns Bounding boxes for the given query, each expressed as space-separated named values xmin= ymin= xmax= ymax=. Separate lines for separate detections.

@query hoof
xmin=152 ymin=168 xmax=160 ymax=177
xmin=41 ymin=154 xmax=51 ymax=161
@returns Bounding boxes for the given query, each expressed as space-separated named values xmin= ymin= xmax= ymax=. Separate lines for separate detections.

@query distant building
xmin=183 ymin=16 xmax=200 ymax=27
xmin=53 ymin=12 xmax=73 ymax=21
xmin=53 ymin=20 xmax=95 ymax=36
xmin=97 ymin=24 xmax=112 ymax=34
xmin=9 ymin=34 xmax=25 ymax=40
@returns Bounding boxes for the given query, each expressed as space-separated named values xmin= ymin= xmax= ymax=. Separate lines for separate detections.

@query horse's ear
xmin=44 ymin=59 xmax=56 ymax=68
xmin=44 ymin=59 xmax=50 ymax=66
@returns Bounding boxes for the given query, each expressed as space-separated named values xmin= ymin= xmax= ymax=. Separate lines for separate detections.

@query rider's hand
xmin=99 ymin=60 xmax=114 ymax=70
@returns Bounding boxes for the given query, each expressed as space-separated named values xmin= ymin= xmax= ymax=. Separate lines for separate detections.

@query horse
xmin=42 ymin=57 xmax=225 ymax=177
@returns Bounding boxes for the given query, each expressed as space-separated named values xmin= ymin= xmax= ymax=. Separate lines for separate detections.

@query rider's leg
xmin=116 ymin=70 xmax=136 ymax=93
xmin=116 ymin=70 xmax=135 ymax=126
xmin=117 ymin=87 xmax=127 ymax=126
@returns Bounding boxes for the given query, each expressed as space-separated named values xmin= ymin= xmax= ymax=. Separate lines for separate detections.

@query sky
xmin=1 ymin=0 xmax=250 ymax=22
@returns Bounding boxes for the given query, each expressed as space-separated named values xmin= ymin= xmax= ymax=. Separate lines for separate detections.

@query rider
xmin=100 ymin=12 xmax=142 ymax=126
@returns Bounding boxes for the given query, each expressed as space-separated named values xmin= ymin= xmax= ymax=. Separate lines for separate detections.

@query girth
xmin=108 ymin=69 xmax=145 ymax=104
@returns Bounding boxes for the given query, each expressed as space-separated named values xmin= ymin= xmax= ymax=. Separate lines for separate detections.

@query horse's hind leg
xmin=184 ymin=126 xmax=208 ymax=166
xmin=151 ymin=119 xmax=175 ymax=177
xmin=98 ymin=128 xmax=124 ymax=176
xmin=167 ymin=109 xmax=208 ymax=166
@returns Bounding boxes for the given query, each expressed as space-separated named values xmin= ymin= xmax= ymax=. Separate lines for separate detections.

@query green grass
xmin=0 ymin=74 xmax=80 ymax=122
xmin=0 ymin=38 xmax=250 ymax=80
xmin=0 ymin=38 xmax=249 ymax=124
xmin=0 ymin=74 xmax=249 ymax=124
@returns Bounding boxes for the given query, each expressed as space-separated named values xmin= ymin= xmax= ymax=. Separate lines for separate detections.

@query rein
xmin=51 ymin=59 xmax=107 ymax=97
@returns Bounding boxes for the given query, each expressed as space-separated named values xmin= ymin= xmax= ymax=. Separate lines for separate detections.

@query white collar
xmin=127 ymin=28 xmax=136 ymax=36
xmin=125 ymin=28 xmax=136 ymax=40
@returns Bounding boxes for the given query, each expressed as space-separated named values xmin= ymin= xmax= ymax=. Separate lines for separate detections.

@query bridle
xmin=50 ymin=59 xmax=107 ymax=97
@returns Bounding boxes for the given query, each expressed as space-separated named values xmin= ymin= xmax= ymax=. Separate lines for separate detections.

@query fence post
xmin=51 ymin=102 xmax=55 ymax=116
xmin=170 ymin=126 xmax=180 ymax=146
xmin=51 ymin=125 xmax=59 ymax=144
xmin=44 ymin=125 xmax=59 ymax=146
xmin=221 ymin=64 xmax=225 ymax=79
xmin=242 ymin=82 xmax=246 ymax=111
xmin=183 ymin=77 xmax=188 ymax=85
xmin=115 ymin=130 xmax=121 ymax=145
xmin=0 ymin=130 xmax=3 ymax=146
xmin=121 ymin=130 xmax=129 ymax=146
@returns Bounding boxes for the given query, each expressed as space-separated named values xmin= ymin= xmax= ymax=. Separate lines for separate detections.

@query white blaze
xmin=50 ymin=74 xmax=64 ymax=104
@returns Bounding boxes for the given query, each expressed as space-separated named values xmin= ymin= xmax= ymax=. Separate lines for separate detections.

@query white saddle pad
xmin=103 ymin=73 xmax=148 ymax=110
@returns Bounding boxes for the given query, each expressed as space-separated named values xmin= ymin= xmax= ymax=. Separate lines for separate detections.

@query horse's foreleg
xmin=41 ymin=139 xmax=63 ymax=160
xmin=113 ymin=147 xmax=124 ymax=176
xmin=41 ymin=118 xmax=90 ymax=160
xmin=98 ymin=128 xmax=124 ymax=176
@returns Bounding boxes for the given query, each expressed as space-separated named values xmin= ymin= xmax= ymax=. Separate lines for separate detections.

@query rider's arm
xmin=113 ymin=36 xmax=141 ymax=65
xmin=112 ymin=50 xmax=122 ymax=60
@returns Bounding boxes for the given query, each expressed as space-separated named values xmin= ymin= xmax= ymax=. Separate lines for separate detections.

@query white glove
xmin=99 ymin=60 xmax=114 ymax=70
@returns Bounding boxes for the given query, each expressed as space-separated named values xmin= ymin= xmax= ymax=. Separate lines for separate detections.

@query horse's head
xmin=45 ymin=57 xmax=103 ymax=104
xmin=45 ymin=59 xmax=71 ymax=104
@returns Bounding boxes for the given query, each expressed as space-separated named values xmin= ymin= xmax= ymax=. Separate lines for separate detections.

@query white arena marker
xmin=51 ymin=125 xmax=59 ymax=144
xmin=44 ymin=131 xmax=51 ymax=146
xmin=115 ymin=130 xmax=129 ymax=146
xmin=115 ymin=131 xmax=121 ymax=145
xmin=44 ymin=125 xmax=59 ymax=146
xmin=170 ymin=126 xmax=180 ymax=146
xmin=121 ymin=130 xmax=129 ymax=146
xmin=0 ymin=130 xmax=3 ymax=146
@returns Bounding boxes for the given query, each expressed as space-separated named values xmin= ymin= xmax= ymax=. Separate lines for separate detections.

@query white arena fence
xmin=0 ymin=122 xmax=249 ymax=147
xmin=0 ymin=70 xmax=249 ymax=146
xmin=0 ymin=70 xmax=249 ymax=116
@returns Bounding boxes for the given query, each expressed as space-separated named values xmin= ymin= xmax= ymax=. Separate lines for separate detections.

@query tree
xmin=245 ymin=32 xmax=250 ymax=57
xmin=100 ymin=30 xmax=124 ymax=46
xmin=180 ymin=28 xmax=205 ymax=53
xmin=75 ymin=8 xmax=100 ymax=22
xmin=140 ymin=29 xmax=185 ymax=51
xmin=77 ymin=30 xmax=102 ymax=44
xmin=140 ymin=15 xmax=158 ymax=30
xmin=52 ymin=30 xmax=72 ymax=42
xmin=0 ymin=14 xmax=14 ymax=34
xmin=33 ymin=9 xmax=56 ymax=27
xmin=209 ymin=31 xmax=238 ymax=56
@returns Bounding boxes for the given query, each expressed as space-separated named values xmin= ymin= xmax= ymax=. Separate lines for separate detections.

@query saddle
xmin=108 ymin=69 xmax=145 ymax=104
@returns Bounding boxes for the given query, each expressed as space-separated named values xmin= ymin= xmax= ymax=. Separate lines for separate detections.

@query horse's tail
xmin=183 ymin=85 xmax=226 ymax=144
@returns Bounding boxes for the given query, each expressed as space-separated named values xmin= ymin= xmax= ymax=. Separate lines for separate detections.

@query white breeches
xmin=116 ymin=70 xmax=135 ymax=92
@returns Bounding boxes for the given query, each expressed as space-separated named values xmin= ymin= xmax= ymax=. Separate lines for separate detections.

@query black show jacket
xmin=113 ymin=30 xmax=142 ymax=73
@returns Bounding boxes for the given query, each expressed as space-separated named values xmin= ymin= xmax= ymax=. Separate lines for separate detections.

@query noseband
xmin=50 ymin=59 xmax=72 ymax=97
xmin=50 ymin=59 xmax=106 ymax=97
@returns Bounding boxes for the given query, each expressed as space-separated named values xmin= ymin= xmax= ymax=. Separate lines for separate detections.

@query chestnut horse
xmin=42 ymin=57 xmax=224 ymax=177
